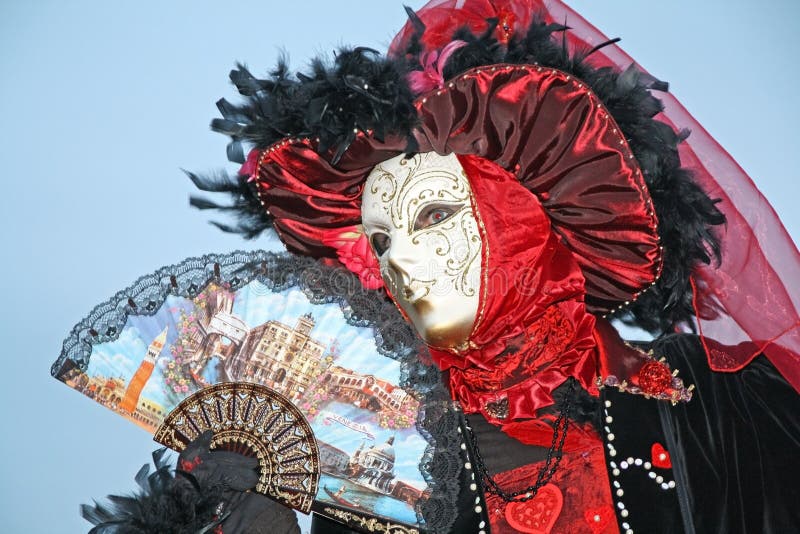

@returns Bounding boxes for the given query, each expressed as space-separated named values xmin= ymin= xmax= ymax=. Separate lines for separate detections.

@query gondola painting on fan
xmin=54 ymin=260 xmax=430 ymax=528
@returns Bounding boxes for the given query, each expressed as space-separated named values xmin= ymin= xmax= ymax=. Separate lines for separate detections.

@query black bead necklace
xmin=465 ymin=378 xmax=576 ymax=502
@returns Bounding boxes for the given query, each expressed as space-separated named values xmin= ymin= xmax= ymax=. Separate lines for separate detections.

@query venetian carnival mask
xmin=362 ymin=152 xmax=483 ymax=350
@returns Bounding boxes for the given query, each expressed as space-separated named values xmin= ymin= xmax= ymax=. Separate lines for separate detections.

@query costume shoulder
xmin=651 ymin=334 xmax=800 ymax=532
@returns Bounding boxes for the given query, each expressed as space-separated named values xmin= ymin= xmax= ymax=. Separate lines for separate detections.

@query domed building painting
xmin=348 ymin=436 xmax=397 ymax=493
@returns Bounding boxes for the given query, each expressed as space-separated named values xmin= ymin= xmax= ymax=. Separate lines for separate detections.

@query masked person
xmin=88 ymin=1 xmax=800 ymax=532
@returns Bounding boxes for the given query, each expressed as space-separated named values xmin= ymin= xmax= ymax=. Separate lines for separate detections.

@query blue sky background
xmin=1 ymin=1 xmax=798 ymax=532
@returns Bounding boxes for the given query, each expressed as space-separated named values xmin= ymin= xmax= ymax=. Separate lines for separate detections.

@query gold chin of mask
xmin=361 ymin=152 xmax=483 ymax=351
xmin=410 ymin=299 xmax=476 ymax=350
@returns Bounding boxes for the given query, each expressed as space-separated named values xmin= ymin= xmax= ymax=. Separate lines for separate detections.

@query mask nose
xmin=387 ymin=258 xmax=414 ymax=300
xmin=384 ymin=237 xmax=416 ymax=300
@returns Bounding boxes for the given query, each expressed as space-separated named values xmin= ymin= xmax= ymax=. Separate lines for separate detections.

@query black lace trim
xmin=52 ymin=250 xmax=462 ymax=533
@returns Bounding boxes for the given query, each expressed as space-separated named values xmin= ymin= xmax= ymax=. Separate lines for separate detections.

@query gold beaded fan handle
xmin=154 ymin=382 xmax=321 ymax=513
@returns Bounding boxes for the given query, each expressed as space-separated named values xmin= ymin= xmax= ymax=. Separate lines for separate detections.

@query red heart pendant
xmin=651 ymin=442 xmax=672 ymax=469
xmin=504 ymin=483 xmax=563 ymax=533
xmin=584 ymin=505 xmax=614 ymax=534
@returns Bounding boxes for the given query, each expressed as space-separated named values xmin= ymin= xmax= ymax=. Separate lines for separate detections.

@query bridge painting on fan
xmin=53 ymin=260 xmax=431 ymax=529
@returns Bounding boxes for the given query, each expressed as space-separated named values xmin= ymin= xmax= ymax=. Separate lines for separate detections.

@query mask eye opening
xmin=413 ymin=203 xmax=461 ymax=232
xmin=370 ymin=232 xmax=391 ymax=257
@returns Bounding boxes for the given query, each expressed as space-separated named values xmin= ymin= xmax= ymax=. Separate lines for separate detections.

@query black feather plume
xmin=184 ymin=170 xmax=271 ymax=239
xmin=81 ymin=446 xmax=225 ymax=533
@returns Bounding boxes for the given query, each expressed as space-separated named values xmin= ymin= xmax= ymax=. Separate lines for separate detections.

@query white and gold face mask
xmin=361 ymin=152 xmax=482 ymax=350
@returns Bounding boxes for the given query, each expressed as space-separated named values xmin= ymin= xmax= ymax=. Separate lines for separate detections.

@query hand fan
xmin=53 ymin=250 xmax=464 ymax=533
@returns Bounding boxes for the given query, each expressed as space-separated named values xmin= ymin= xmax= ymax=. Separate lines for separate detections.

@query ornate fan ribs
xmin=155 ymin=382 xmax=320 ymax=513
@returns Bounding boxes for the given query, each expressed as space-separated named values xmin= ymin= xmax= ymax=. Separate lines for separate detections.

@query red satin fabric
xmin=427 ymin=155 xmax=598 ymax=424
xmin=253 ymin=136 xmax=405 ymax=259
xmin=412 ymin=64 xmax=661 ymax=313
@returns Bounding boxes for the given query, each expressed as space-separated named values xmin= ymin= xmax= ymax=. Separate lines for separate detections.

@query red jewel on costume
xmin=637 ymin=359 xmax=673 ymax=396
xmin=651 ymin=443 xmax=672 ymax=469
xmin=497 ymin=8 xmax=516 ymax=43
xmin=504 ymin=483 xmax=563 ymax=533
xmin=583 ymin=505 xmax=615 ymax=534
xmin=178 ymin=456 xmax=203 ymax=473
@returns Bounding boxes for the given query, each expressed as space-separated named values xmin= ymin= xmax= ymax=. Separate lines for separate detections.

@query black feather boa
xmin=190 ymin=13 xmax=724 ymax=336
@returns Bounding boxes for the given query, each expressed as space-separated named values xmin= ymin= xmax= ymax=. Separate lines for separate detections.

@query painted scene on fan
xmin=60 ymin=281 xmax=427 ymax=525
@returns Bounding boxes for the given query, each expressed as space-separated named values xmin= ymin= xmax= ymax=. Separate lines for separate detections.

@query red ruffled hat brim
xmin=252 ymin=64 xmax=662 ymax=314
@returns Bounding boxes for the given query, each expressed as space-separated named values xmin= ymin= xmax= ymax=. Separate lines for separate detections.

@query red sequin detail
xmin=709 ymin=347 xmax=740 ymax=370
xmin=637 ymin=360 xmax=673 ymax=396
xmin=584 ymin=505 xmax=615 ymax=534
xmin=504 ymin=483 xmax=563 ymax=533
xmin=651 ymin=443 xmax=672 ymax=469
xmin=459 ymin=306 xmax=575 ymax=393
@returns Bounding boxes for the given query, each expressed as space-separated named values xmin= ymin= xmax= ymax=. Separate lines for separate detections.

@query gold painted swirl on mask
xmin=408 ymin=207 xmax=481 ymax=298
xmin=368 ymin=167 xmax=400 ymax=224
xmin=370 ymin=154 xmax=471 ymax=233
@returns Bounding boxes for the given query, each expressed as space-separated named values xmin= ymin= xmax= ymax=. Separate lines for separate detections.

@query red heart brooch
xmin=651 ymin=442 xmax=672 ymax=469
xmin=584 ymin=505 xmax=615 ymax=534
xmin=504 ymin=483 xmax=563 ymax=533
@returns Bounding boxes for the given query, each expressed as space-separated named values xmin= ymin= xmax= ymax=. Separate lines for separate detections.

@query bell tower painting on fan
xmin=118 ymin=326 xmax=168 ymax=413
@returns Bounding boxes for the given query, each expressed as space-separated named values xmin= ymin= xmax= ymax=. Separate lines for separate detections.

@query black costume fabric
xmin=644 ymin=337 xmax=800 ymax=533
